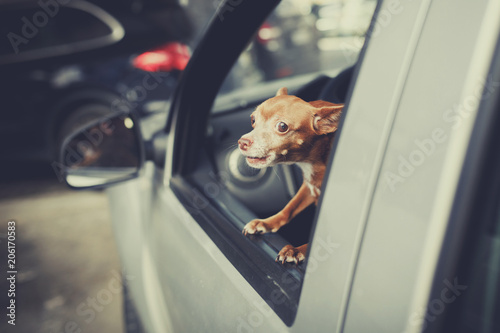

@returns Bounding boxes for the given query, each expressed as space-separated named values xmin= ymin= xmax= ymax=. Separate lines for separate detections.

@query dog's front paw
xmin=242 ymin=219 xmax=278 ymax=235
xmin=275 ymin=244 xmax=307 ymax=264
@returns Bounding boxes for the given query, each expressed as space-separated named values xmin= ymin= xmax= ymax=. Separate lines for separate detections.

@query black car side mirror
xmin=58 ymin=113 xmax=144 ymax=189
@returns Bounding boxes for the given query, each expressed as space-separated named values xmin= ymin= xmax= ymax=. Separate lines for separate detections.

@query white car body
xmin=101 ymin=0 xmax=500 ymax=332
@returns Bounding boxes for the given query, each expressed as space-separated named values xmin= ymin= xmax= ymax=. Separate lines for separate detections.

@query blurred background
xmin=0 ymin=0 xmax=375 ymax=331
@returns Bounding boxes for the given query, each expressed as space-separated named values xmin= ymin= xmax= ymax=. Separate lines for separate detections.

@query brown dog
xmin=238 ymin=87 xmax=343 ymax=264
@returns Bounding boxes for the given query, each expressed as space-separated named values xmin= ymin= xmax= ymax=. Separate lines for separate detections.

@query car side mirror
xmin=58 ymin=113 xmax=144 ymax=189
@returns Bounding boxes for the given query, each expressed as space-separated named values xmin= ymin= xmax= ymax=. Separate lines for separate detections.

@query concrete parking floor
xmin=0 ymin=170 xmax=123 ymax=333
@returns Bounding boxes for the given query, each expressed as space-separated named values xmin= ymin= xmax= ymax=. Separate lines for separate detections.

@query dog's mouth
xmin=246 ymin=155 xmax=269 ymax=165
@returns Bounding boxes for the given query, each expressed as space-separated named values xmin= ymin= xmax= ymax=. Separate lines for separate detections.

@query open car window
xmin=169 ymin=0 xmax=378 ymax=325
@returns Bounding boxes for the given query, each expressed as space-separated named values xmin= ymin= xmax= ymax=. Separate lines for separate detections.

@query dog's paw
xmin=242 ymin=219 xmax=278 ymax=235
xmin=275 ymin=245 xmax=306 ymax=265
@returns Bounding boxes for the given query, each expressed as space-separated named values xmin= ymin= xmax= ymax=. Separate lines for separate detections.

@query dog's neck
xmin=295 ymin=132 xmax=335 ymax=197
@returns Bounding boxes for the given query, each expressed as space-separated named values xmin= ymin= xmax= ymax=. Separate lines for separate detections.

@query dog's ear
xmin=313 ymin=104 xmax=344 ymax=135
xmin=276 ymin=87 xmax=288 ymax=96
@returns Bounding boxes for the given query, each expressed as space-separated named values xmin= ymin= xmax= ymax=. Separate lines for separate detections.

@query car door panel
xmin=150 ymin=183 xmax=289 ymax=332
xmin=107 ymin=165 xmax=175 ymax=333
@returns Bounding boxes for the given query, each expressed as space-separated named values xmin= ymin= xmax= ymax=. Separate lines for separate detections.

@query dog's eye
xmin=276 ymin=122 xmax=289 ymax=133
xmin=251 ymin=115 xmax=255 ymax=126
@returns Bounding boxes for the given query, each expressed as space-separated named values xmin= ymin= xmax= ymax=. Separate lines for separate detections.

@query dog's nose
xmin=238 ymin=137 xmax=252 ymax=151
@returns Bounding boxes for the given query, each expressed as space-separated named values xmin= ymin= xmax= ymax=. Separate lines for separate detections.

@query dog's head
xmin=238 ymin=87 xmax=343 ymax=168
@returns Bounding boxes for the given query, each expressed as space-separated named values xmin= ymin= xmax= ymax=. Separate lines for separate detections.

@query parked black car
xmin=0 ymin=0 xmax=192 ymax=166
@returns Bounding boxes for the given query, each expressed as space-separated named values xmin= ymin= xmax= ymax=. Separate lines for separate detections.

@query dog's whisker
xmin=272 ymin=167 xmax=281 ymax=181
xmin=221 ymin=143 xmax=239 ymax=152
xmin=226 ymin=142 xmax=238 ymax=148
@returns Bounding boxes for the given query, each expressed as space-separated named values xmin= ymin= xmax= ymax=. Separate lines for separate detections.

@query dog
xmin=238 ymin=87 xmax=343 ymax=264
